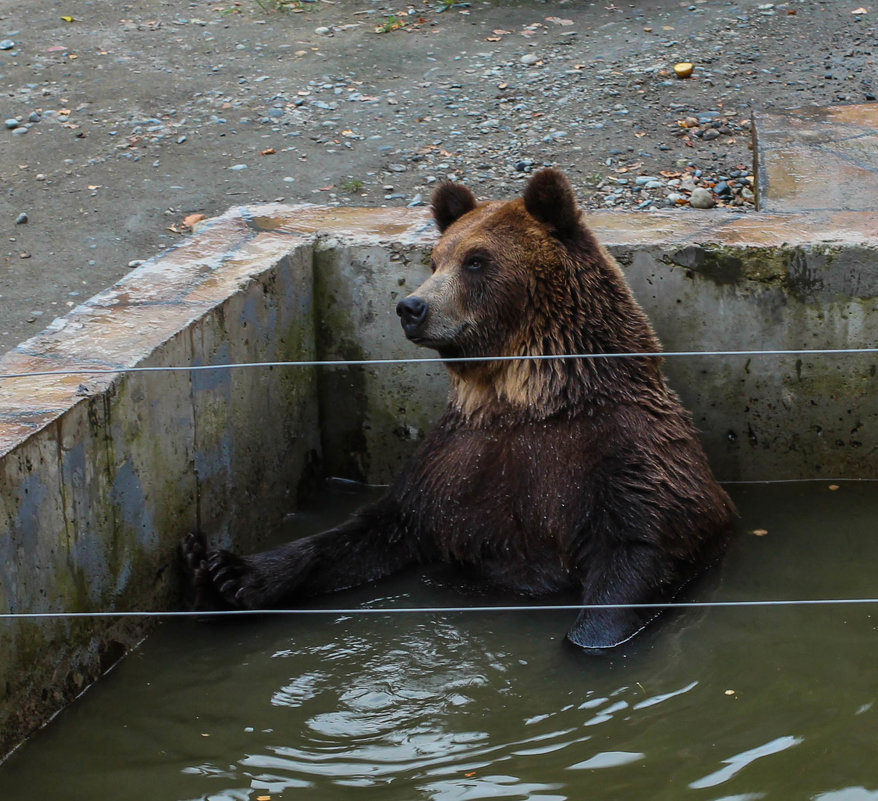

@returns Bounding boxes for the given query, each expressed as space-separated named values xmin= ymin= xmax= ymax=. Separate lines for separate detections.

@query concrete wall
xmin=0 ymin=203 xmax=876 ymax=758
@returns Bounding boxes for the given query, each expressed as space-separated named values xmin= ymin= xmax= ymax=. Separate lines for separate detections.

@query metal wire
xmin=2 ymin=598 xmax=877 ymax=620
xmin=1 ymin=346 xmax=877 ymax=381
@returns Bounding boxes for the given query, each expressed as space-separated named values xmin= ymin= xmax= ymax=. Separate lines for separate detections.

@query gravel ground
xmin=1 ymin=0 xmax=876 ymax=353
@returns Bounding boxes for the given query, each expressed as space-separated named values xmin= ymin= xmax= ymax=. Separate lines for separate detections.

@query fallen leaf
xmin=61 ymin=15 xmax=75 ymax=22
xmin=852 ymin=7 xmax=867 ymax=14
xmin=749 ymin=529 xmax=768 ymax=537
xmin=88 ymin=184 xmax=102 ymax=190
xmin=260 ymin=147 xmax=276 ymax=155
xmin=828 ymin=484 xmax=840 ymax=491
xmin=545 ymin=16 xmax=574 ymax=25
xmin=183 ymin=213 xmax=206 ymax=227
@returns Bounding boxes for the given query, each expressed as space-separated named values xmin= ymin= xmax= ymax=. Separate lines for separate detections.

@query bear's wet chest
xmin=396 ymin=416 xmax=605 ymax=592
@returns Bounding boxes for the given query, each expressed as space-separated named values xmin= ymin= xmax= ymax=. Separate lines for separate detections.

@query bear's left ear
xmin=431 ymin=182 xmax=478 ymax=233
xmin=523 ymin=169 xmax=581 ymax=239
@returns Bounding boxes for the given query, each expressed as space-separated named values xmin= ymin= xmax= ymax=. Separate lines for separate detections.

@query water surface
xmin=1 ymin=482 xmax=876 ymax=801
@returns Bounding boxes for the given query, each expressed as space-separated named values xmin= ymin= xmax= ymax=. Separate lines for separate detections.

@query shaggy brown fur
xmin=183 ymin=169 xmax=735 ymax=649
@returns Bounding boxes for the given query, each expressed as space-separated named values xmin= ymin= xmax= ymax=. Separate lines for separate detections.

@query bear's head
xmin=396 ymin=169 xmax=662 ymax=420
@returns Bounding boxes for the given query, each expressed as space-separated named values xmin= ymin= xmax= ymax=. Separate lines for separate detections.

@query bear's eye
xmin=464 ymin=255 xmax=485 ymax=273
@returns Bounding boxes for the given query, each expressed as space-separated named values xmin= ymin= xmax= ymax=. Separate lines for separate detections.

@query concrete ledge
xmin=1 ymin=204 xmax=877 ymax=758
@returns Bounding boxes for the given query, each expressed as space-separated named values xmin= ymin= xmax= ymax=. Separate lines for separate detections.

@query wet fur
xmin=183 ymin=169 xmax=734 ymax=649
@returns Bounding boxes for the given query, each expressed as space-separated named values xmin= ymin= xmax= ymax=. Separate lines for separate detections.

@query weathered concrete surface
xmin=0 ymin=217 xmax=322 ymax=758
xmin=756 ymin=103 xmax=878 ymax=212
xmin=1 ymin=202 xmax=877 ymax=758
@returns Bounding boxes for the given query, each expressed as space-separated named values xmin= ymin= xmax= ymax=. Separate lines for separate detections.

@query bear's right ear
xmin=431 ymin=182 xmax=477 ymax=233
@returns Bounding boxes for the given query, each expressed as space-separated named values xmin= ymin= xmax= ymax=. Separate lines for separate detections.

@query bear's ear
xmin=431 ymin=182 xmax=478 ymax=233
xmin=522 ymin=169 xmax=581 ymax=239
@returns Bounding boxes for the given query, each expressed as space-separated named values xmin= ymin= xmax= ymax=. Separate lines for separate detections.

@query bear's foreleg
xmin=566 ymin=541 xmax=672 ymax=649
xmin=182 ymin=501 xmax=417 ymax=610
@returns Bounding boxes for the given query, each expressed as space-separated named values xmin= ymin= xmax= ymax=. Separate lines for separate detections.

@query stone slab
xmin=756 ymin=103 xmax=878 ymax=212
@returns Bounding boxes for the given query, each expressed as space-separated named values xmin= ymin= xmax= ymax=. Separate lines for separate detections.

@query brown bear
xmin=183 ymin=168 xmax=734 ymax=649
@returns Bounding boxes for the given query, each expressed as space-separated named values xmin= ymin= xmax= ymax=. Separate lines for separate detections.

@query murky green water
xmin=1 ymin=482 xmax=876 ymax=801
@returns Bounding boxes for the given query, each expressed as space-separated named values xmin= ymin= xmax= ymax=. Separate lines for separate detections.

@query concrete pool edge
xmin=1 ymin=204 xmax=877 ymax=758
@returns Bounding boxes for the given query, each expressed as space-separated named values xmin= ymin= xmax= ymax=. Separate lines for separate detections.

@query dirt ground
xmin=1 ymin=0 xmax=875 ymax=355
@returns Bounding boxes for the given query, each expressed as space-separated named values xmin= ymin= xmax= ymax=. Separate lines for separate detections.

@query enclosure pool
xmin=0 ymin=481 xmax=875 ymax=801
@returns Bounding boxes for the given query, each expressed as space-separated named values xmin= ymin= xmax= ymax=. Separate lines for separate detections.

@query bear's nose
xmin=396 ymin=296 xmax=429 ymax=333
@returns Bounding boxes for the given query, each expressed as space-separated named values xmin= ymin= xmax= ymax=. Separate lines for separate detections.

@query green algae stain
xmin=665 ymin=244 xmax=847 ymax=295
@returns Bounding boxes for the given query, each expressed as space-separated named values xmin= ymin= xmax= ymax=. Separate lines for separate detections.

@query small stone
xmin=314 ymin=26 xmax=332 ymax=36
xmin=127 ymin=259 xmax=144 ymax=269
xmin=520 ymin=54 xmax=541 ymax=66
xmin=5 ymin=118 xmax=19 ymax=129
xmin=15 ymin=212 xmax=28 ymax=225
xmin=714 ymin=181 xmax=732 ymax=196
xmin=28 ymin=111 xmax=41 ymax=123
xmin=229 ymin=163 xmax=248 ymax=171
xmin=689 ymin=187 xmax=715 ymax=209
xmin=674 ymin=62 xmax=694 ymax=79
xmin=407 ymin=193 xmax=424 ymax=207
xmin=702 ymin=128 xmax=721 ymax=141
xmin=388 ymin=163 xmax=407 ymax=173
xmin=12 ymin=126 xmax=28 ymax=135
xmin=176 ymin=135 xmax=187 ymax=144
xmin=0 ymin=40 xmax=14 ymax=50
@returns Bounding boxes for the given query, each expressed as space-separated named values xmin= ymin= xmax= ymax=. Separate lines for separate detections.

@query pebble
xmin=689 ymin=187 xmax=716 ymax=208
xmin=15 ymin=213 xmax=28 ymax=224
xmin=314 ymin=26 xmax=332 ymax=36
xmin=520 ymin=54 xmax=541 ymax=66
xmin=0 ymin=39 xmax=14 ymax=50
xmin=127 ymin=260 xmax=144 ymax=269
xmin=5 ymin=118 xmax=18 ymax=129
xmin=12 ymin=126 xmax=28 ymax=135
xmin=229 ymin=163 xmax=248 ymax=171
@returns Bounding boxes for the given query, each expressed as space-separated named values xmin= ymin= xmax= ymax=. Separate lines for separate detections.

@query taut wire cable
xmin=1 ymin=346 xmax=877 ymax=381
xmin=2 ymin=598 xmax=878 ymax=620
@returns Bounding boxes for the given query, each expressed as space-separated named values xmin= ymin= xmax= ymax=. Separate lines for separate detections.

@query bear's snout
xmin=396 ymin=296 xmax=429 ymax=337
